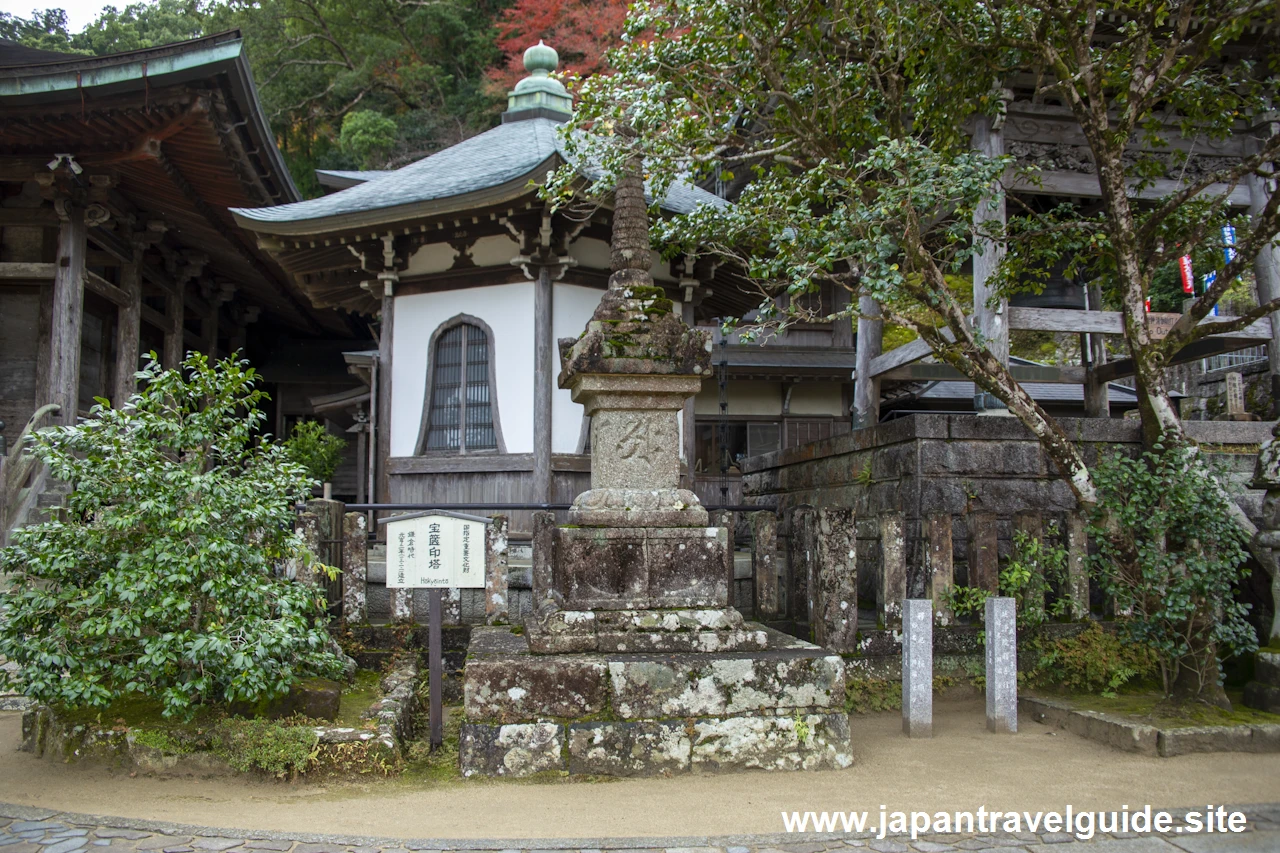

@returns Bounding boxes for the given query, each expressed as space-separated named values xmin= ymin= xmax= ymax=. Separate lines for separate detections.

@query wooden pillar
xmin=163 ymin=279 xmax=185 ymax=370
xmin=972 ymin=114 xmax=1010 ymax=372
xmin=113 ymin=250 xmax=142 ymax=407
xmin=377 ymin=281 xmax=394 ymax=503
xmin=49 ymin=206 xmax=87 ymax=425
xmin=853 ymin=294 xmax=882 ymax=429
xmin=831 ymin=286 xmax=854 ymax=348
xmin=1083 ymin=283 xmax=1110 ymax=418
xmin=532 ymin=265 xmax=553 ymax=504
xmin=1248 ymin=111 xmax=1280 ymax=412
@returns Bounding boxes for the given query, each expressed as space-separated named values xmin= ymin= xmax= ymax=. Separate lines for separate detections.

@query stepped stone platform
xmin=459 ymin=624 xmax=851 ymax=777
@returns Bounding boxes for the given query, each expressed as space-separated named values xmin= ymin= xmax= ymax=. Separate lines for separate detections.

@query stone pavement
xmin=1 ymin=803 xmax=1277 ymax=853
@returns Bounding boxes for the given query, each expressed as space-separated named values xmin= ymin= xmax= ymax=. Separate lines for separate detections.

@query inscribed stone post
xmin=530 ymin=510 xmax=557 ymax=611
xmin=902 ymin=599 xmax=933 ymax=738
xmin=294 ymin=510 xmax=320 ymax=587
xmin=967 ymin=511 xmax=999 ymax=594
xmin=1013 ymin=510 xmax=1044 ymax=623
xmin=750 ymin=510 xmax=779 ymax=620
xmin=1065 ymin=510 xmax=1090 ymax=620
xmin=878 ymin=511 xmax=906 ymax=627
xmin=789 ymin=506 xmax=817 ymax=625
xmin=985 ymin=596 xmax=1018 ymax=733
xmin=1226 ymin=372 xmax=1246 ymax=417
xmin=712 ymin=509 xmax=737 ymax=606
xmin=485 ymin=515 xmax=510 ymax=624
xmin=342 ymin=512 xmax=368 ymax=623
xmin=926 ymin=513 xmax=954 ymax=626
xmin=815 ymin=508 xmax=857 ymax=652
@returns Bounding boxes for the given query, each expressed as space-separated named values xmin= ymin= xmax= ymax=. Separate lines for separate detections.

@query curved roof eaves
xmin=233 ymin=117 xmax=727 ymax=231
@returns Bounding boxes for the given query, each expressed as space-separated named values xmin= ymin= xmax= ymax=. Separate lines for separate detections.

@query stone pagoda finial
xmin=502 ymin=40 xmax=573 ymax=123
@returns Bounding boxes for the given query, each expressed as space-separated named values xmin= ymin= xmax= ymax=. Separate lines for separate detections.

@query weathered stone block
xmin=1256 ymin=650 xmax=1280 ymax=686
xmin=690 ymin=713 xmax=853 ymax=772
xmin=525 ymin=607 xmax=766 ymax=653
xmin=555 ymin=526 xmax=729 ymax=610
xmin=878 ymin=511 xmax=906 ymax=627
xmin=567 ymin=721 xmax=690 ymax=776
xmin=750 ymin=511 xmax=779 ymax=619
xmin=459 ymin=722 xmax=564 ymax=777
xmin=1244 ymin=680 xmax=1280 ymax=714
xmin=1158 ymin=725 xmax=1255 ymax=757
xmin=607 ymin=646 xmax=845 ymax=719
xmin=464 ymin=655 xmax=609 ymax=723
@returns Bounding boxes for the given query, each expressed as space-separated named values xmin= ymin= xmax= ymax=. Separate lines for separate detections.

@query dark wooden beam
xmin=49 ymin=208 xmax=87 ymax=425
xmin=150 ymin=144 xmax=325 ymax=335
xmin=0 ymin=262 xmax=56 ymax=280
xmin=114 ymin=253 xmax=142 ymax=405
xmin=83 ymin=269 xmax=129 ymax=308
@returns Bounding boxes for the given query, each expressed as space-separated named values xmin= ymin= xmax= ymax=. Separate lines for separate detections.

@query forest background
xmin=0 ymin=0 xmax=626 ymax=197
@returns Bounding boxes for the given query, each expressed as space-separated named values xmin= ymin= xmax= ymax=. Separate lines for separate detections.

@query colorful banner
xmin=1179 ymin=255 xmax=1195 ymax=294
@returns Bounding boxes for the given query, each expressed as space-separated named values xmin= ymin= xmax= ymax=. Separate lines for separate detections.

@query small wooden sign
xmin=379 ymin=510 xmax=489 ymax=589
xmin=1147 ymin=312 xmax=1181 ymax=340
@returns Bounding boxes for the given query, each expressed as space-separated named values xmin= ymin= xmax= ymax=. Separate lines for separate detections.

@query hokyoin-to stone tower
xmin=458 ymin=150 xmax=852 ymax=778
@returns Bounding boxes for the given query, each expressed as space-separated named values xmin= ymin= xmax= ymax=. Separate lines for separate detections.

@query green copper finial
xmin=504 ymin=40 xmax=573 ymax=123
xmin=523 ymin=40 xmax=559 ymax=75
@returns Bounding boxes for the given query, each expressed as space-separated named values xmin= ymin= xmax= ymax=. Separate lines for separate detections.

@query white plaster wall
xmin=694 ymin=380 xmax=783 ymax=416
xmin=552 ymin=283 xmax=605 ymax=452
xmin=788 ymin=383 xmax=845 ymax=416
xmin=391 ymin=283 xmax=535 ymax=456
xmin=568 ymin=237 xmax=677 ymax=282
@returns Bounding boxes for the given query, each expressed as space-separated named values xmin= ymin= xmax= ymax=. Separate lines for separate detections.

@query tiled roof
xmin=233 ymin=118 xmax=725 ymax=229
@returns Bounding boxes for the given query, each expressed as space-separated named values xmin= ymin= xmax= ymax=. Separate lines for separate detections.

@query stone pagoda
xmin=457 ymin=124 xmax=851 ymax=780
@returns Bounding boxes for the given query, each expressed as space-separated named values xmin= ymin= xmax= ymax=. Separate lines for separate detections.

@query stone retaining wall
xmin=740 ymin=414 xmax=1269 ymax=611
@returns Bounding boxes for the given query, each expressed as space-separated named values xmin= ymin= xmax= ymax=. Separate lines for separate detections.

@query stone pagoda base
xmin=459 ymin=625 xmax=852 ymax=777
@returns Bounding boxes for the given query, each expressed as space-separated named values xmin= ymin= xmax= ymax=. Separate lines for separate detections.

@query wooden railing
xmin=1 ymin=404 xmax=61 ymax=545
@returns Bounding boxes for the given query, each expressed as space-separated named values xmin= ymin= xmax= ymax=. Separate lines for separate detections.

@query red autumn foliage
xmin=486 ymin=0 xmax=629 ymax=95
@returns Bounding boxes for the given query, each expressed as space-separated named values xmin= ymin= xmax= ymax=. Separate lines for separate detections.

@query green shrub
xmin=1088 ymin=443 xmax=1256 ymax=701
xmin=284 ymin=420 xmax=346 ymax=485
xmin=942 ymin=524 xmax=1074 ymax=628
xmin=213 ymin=717 xmax=318 ymax=777
xmin=1025 ymin=623 xmax=1159 ymax=697
xmin=0 ymin=353 xmax=344 ymax=720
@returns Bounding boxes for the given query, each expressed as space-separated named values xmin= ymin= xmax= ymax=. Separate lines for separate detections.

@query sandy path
xmin=3 ymin=702 xmax=1278 ymax=840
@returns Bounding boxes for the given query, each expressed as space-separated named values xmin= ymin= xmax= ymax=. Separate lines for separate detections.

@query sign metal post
xmin=378 ymin=509 xmax=490 ymax=753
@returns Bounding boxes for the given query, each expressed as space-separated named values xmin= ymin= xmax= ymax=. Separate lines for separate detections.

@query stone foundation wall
xmin=740 ymin=414 xmax=1269 ymax=614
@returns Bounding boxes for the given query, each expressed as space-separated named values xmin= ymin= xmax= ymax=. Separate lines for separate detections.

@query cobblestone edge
xmin=1 ymin=802 xmax=1278 ymax=849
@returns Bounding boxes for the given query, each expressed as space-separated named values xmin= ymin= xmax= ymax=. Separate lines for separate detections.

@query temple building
xmin=0 ymin=32 xmax=367 ymax=541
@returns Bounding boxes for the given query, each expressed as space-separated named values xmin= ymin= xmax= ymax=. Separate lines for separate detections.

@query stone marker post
xmin=926 ymin=512 xmax=954 ymax=626
xmin=789 ymin=505 xmax=817 ymax=625
xmin=1226 ymin=371 xmax=1246 ymax=417
xmin=750 ymin=510 xmax=778 ymax=620
xmin=902 ymin=599 xmax=933 ymax=738
xmin=985 ymin=596 xmax=1017 ymax=733
xmin=967 ymin=511 xmax=999 ymax=594
xmin=294 ymin=509 xmax=321 ymax=587
xmin=712 ymin=509 xmax=737 ymax=606
xmin=342 ymin=512 xmax=368 ymax=623
xmin=878 ymin=511 xmax=906 ymax=627
xmin=531 ymin=510 xmax=557 ymax=611
xmin=815 ymin=508 xmax=858 ymax=652
xmin=1065 ymin=510 xmax=1090 ymax=620
xmin=485 ymin=515 xmax=510 ymax=624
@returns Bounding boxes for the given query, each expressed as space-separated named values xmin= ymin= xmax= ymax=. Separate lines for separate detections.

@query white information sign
xmin=383 ymin=512 xmax=487 ymax=589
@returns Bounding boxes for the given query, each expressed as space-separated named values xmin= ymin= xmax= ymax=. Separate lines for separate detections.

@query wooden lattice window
xmin=424 ymin=323 xmax=497 ymax=451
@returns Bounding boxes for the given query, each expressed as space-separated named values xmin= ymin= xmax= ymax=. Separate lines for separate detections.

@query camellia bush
xmin=0 ymin=353 xmax=344 ymax=719
xmin=1088 ymin=444 xmax=1257 ymax=705
xmin=285 ymin=420 xmax=346 ymax=485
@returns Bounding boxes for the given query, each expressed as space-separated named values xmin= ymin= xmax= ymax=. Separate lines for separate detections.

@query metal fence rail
xmin=1203 ymin=344 xmax=1267 ymax=373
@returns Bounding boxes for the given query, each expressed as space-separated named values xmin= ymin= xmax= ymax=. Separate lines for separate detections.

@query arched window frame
xmin=414 ymin=313 xmax=506 ymax=455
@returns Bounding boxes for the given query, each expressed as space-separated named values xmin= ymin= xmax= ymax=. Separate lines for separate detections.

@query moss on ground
xmin=334 ymin=669 xmax=382 ymax=728
xmin=1037 ymin=688 xmax=1280 ymax=728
